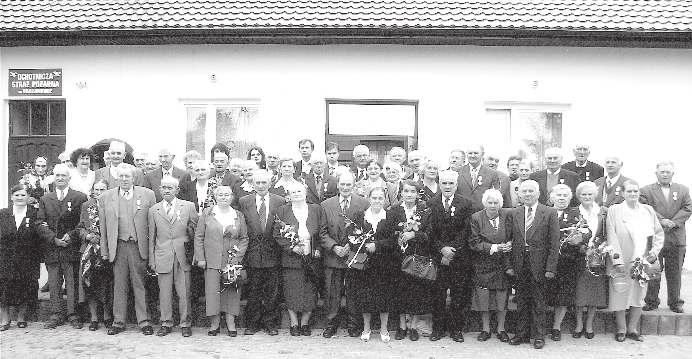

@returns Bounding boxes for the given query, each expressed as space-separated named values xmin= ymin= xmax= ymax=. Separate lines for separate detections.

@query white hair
xmin=519 ymin=179 xmax=540 ymax=192
xmin=575 ymin=181 xmax=598 ymax=196
xmin=337 ymin=171 xmax=355 ymax=184
xmin=549 ymin=183 xmax=573 ymax=201
xmin=384 ymin=161 xmax=402 ymax=173
xmin=482 ymin=189 xmax=504 ymax=207
xmin=160 ymin=175 xmax=179 ymax=187
xmin=310 ymin=153 xmax=327 ymax=164
xmin=115 ymin=163 xmax=135 ymax=177
xmin=252 ymin=169 xmax=272 ymax=182
xmin=193 ymin=160 xmax=210 ymax=170
xmin=408 ymin=150 xmax=424 ymax=160
xmin=353 ymin=145 xmax=369 ymax=156
xmin=108 ymin=141 xmax=126 ymax=153
xmin=544 ymin=147 xmax=564 ymax=159
xmin=438 ymin=170 xmax=458 ymax=183
xmin=228 ymin=158 xmax=244 ymax=167
xmin=243 ymin=160 xmax=259 ymax=170
xmin=53 ymin=163 xmax=71 ymax=176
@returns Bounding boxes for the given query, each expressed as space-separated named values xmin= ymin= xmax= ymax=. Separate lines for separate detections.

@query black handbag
xmin=401 ymin=254 xmax=437 ymax=281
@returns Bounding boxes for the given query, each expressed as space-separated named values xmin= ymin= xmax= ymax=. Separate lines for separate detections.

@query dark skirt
xmin=0 ymin=276 xmax=38 ymax=307
xmin=575 ymin=268 xmax=608 ymax=308
xmin=397 ymin=272 xmax=434 ymax=315
xmin=282 ymin=268 xmax=317 ymax=312
xmin=548 ymin=256 xmax=581 ymax=307
xmin=346 ymin=264 xmax=398 ymax=314
xmin=78 ymin=264 xmax=113 ymax=304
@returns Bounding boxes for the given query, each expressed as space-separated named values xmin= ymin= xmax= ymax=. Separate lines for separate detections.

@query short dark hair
xmin=246 ymin=146 xmax=266 ymax=169
xmin=210 ymin=143 xmax=230 ymax=160
xmin=506 ymin=155 xmax=522 ymax=166
xmin=70 ymin=148 xmax=95 ymax=166
xmin=298 ymin=139 xmax=314 ymax=150
xmin=9 ymin=184 xmax=27 ymax=195
xmin=401 ymin=179 xmax=421 ymax=192
xmin=326 ymin=141 xmax=339 ymax=152
xmin=365 ymin=159 xmax=382 ymax=170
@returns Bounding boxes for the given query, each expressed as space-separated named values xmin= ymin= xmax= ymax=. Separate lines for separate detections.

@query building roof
xmin=2 ymin=0 xmax=692 ymax=47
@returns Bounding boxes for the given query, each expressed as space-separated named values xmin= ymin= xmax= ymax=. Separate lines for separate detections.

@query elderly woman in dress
xmin=0 ymin=184 xmax=42 ymax=331
xmin=69 ymin=148 xmax=96 ymax=196
xmin=194 ymin=186 xmax=249 ymax=337
xmin=468 ymin=189 xmax=512 ymax=342
xmin=270 ymin=158 xmax=304 ymax=201
xmin=547 ymin=184 xmax=590 ymax=341
xmin=574 ymin=181 xmax=608 ymax=339
xmin=77 ymin=179 xmax=113 ymax=331
xmin=418 ymin=160 xmax=440 ymax=203
xmin=607 ymin=180 xmax=663 ymax=342
xmin=274 ymin=182 xmax=322 ymax=336
xmin=510 ymin=160 xmax=533 ymax=207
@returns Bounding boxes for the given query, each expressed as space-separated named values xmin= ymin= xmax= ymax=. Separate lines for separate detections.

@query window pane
xmin=30 ymin=102 xmax=48 ymax=135
xmin=186 ymin=107 xmax=206 ymax=156
xmin=511 ymin=111 xmax=562 ymax=170
xmin=49 ymin=102 xmax=66 ymax=135
xmin=328 ymin=104 xmax=415 ymax=136
xmin=9 ymin=101 xmax=29 ymax=136
xmin=215 ymin=106 xmax=260 ymax=158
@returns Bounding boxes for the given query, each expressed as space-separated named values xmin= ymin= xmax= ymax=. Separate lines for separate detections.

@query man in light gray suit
xmin=95 ymin=141 xmax=144 ymax=189
xmin=148 ymin=176 xmax=198 ymax=336
xmin=98 ymin=164 xmax=156 ymax=335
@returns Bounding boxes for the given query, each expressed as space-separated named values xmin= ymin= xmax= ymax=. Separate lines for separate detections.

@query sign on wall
xmin=8 ymin=68 xmax=62 ymax=96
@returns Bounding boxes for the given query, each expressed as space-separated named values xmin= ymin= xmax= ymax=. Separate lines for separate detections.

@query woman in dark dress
xmin=468 ymin=189 xmax=512 ymax=342
xmin=77 ymin=179 xmax=113 ymax=331
xmin=0 ymin=184 xmax=42 ymax=330
xmin=417 ymin=160 xmax=439 ymax=203
xmin=274 ymin=183 xmax=322 ymax=336
xmin=391 ymin=180 xmax=434 ymax=341
xmin=347 ymin=186 xmax=397 ymax=342
xmin=548 ymin=184 xmax=591 ymax=341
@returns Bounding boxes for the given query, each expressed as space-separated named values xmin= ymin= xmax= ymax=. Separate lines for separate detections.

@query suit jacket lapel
xmin=461 ymin=167 xmax=472 ymax=189
xmin=526 ymin=206 xmax=541 ymax=240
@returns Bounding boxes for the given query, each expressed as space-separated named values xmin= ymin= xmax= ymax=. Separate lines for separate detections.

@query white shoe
xmin=380 ymin=330 xmax=391 ymax=343
xmin=360 ymin=330 xmax=371 ymax=341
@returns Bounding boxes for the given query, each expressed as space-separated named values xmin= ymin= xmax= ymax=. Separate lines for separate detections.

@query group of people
xmin=0 ymin=139 xmax=689 ymax=350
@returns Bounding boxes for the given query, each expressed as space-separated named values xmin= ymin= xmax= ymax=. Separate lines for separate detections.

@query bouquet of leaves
xmin=274 ymin=216 xmax=301 ymax=250
xmin=584 ymin=237 xmax=616 ymax=276
xmin=219 ymin=244 xmax=245 ymax=292
xmin=342 ymin=214 xmax=374 ymax=269
xmin=559 ymin=215 xmax=589 ymax=255
xmin=396 ymin=205 xmax=430 ymax=252
xmin=630 ymin=257 xmax=652 ymax=287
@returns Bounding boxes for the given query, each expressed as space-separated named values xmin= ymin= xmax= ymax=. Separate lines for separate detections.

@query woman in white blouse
xmin=69 ymin=148 xmax=96 ymax=196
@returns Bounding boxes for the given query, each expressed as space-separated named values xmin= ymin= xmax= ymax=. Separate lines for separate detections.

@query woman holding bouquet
xmin=468 ymin=189 xmax=512 ymax=342
xmin=0 ymin=184 xmax=42 ymax=330
xmin=77 ymin=179 xmax=113 ymax=331
xmin=194 ymin=186 xmax=249 ymax=337
xmin=270 ymin=159 xmax=304 ymax=201
xmin=607 ymin=180 xmax=663 ymax=342
xmin=346 ymin=186 xmax=398 ymax=342
xmin=547 ymin=184 xmax=591 ymax=341
xmin=573 ymin=181 xmax=608 ymax=339
xmin=274 ymin=183 xmax=322 ymax=336
xmin=389 ymin=180 xmax=434 ymax=341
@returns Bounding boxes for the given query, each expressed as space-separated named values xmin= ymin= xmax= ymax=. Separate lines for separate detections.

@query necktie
xmin=525 ymin=206 xmax=534 ymax=233
xmin=329 ymin=167 xmax=335 ymax=176
xmin=444 ymin=197 xmax=451 ymax=212
xmin=123 ymin=190 xmax=130 ymax=199
xmin=315 ymin=175 xmax=323 ymax=197
xmin=603 ymin=179 xmax=611 ymax=203
xmin=471 ymin=168 xmax=478 ymax=186
xmin=358 ymin=169 xmax=364 ymax=181
xmin=166 ymin=201 xmax=175 ymax=222
xmin=258 ymin=197 xmax=267 ymax=230
xmin=606 ymin=179 xmax=612 ymax=190
xmin=57 ymin=190 xmax=64 ymax=201
xmin=341 ymin=198 xmax=349 ymax=213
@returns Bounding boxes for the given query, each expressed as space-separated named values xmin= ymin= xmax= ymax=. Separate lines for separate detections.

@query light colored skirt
xmin=608 ymin=275 xmax=646 ymax=311
xmin=205 ymin=269 xmax=241 ymax=316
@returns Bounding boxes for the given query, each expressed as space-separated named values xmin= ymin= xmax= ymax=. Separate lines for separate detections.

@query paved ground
xmin=2 ymin=324 xmax=692 ymax=359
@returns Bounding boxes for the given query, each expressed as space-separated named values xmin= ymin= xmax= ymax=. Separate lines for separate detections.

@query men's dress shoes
xmin=451 ymin=331 xmax=465 ymax=343
xmin=626 ymin=332 xmax=644 ymax=342
xmin=572 ymin=329 xmax=584 ymax=339
xmin=322 ymin=325 xmax=337 ymax=338
xmin=181 ymin=327 xmax=192 ymax=337
xmin=107 ymin=326 xmax=125 ymax=335
xmin=477 ymin=331 xmax=491 ymax=341
xmin=642 ymin=304 xmax=658 ymax=311
xmin=156 ymin=326 xmax=172 ymax=336
xmin=17 ymin=322 xmax=28 ymax=329
xmin=585 ymin=331 xmax=595 ymax=339
xmin=88 ymin=321 xmax=99 ymax=331
xmin=266 ymin=327 xmax=279 ymax=336
xmin=533 ymin=339 xmax=545 ymax=349
xmin=0 ymin=323 xmax=10 ymax=331
xmin=509 ymin=336 xmax=529 ymax=345
xmin=300 ymin=325 xmax=311 ymax=336
xmin=671 ymin=305 xmax=684 ymax=313
xmin=550 ymin=329 xmax=561 ymax=341
xmin=409 ymin=329 xmax=419 ymax=341
xmin=348 ymin=328 xmax=361 ymax=337
xmin=496 ymin=331 xmax=510 ymax=342
xmin=207 ymin=328 xmax=220 ymax=336
xmin=615 ymin=332 xmax=626 ymax=342
xmin=44 ymin=319 xmax=62 ymax=329
xmin=141 ymin=325 xmax=154 ymax=335
xmin=429 ymin=330 xmax=443 ymax=341
xmin=395 ymin=328 xmax=407 ymax=340
xmin=290 ymin=326 xmax=300 ymax=336
xmin=228 ymin=330 xmax=237 ymax=337
xmin=244 ymin=327 xmax=257 ymax=335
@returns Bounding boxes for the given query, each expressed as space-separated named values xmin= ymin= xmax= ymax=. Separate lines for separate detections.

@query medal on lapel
xmin=477 ymin=176 xmax=483 ymax=186
xmin=585 ymin=171 xmax=590 ymax=180
xmin=559 ymin=178 xmax=565 ymax=184
xmin=450 ymin=206 xmax=456 ymax=217
xmin=673 ymin=192 xmax=678 ymax=201
xmin=614 ymin=186 xmax=621 ymax=197
xmin=25 ymin=217 xmax=30 ymax=228
xmin=323 ymin=183 xmax=329 ymax=193
xmin=67 ymin=201 xmax=72 ymax=212
xmin=563 ymin=213 xmax=568 ymax=222
xmin=136 ymin=198 xmax=142 ymax=211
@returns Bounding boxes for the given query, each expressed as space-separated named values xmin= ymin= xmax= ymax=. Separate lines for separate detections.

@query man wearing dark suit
xmin=561 ymin=144 xmax=604 ymax=183
xmin=211 ymin=152 xmax=241 ymax=188
xmin=447 ymin=149 xmax=465 ymax=173
xmin=457 ymin=145 xmax=508 ymax=212
xmin=239 ymin=170 xmax=285 ymax=335
xmin=640 ymin=162 xmax=692 ymax=313
xmin=37 ymin=164 xmax=88 ymax=329
xmin=305 ymin=155 xmax=338 ymax=204
xmin=429 ymin=170 xmax=474 ymax=342
xmin=404 ymin=150 xmax=425 ymax=181
xmin=142 ymin=149 xmax=189 ymax=202
xmin=319 ymin=172 xmax=369 ymax=338
xmin=594 ymin=156 xmax=629 ymax=209
xmin=294 ymin=139 xmax=314 ymax=180
xmin=98 ymin=164 xmax=157 ymax=336
xmin=147 ymin=177 xmax=198 ymax=337
xmin=94 ymin=141 xmax=144 ymax=189
xmin=506 ymin=180 xmax=560 ymax=349
xmin=529 ymin=148 xmax=579 ymax=207
xmin=350 ymin=144 xmax=371 ymax=182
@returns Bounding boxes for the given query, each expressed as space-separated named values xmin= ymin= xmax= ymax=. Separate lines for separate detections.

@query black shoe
xmin=228 ymin=330 xmax=237 ymax=337
xmin=181 ymin=327 xmax=192 ymax=337
xmin=615 ymin=332 xmax=626 ymax=342
xmin=671 ymin=305 xmax=684 ymax=313
xmin=395 ymin=328 xmax=407 ymax=340
xmin=429 ymin=330 xmax=443 ymax=341
xmin=107 ymin=326 xmax=125 ymax=335
xmin=585 ymin=331 xmax=595 ymax=339
xmin=322 ymin=325 xmax=337 ymax=338
xmin=348 ymin=328 xmax=360 ymax=337
xmin=642 ymin=303 xmax=658 ymax=311
xmin=572 ymin=329 xmax=583 ymax=338
xmin=141 ymin=325 xmax=154 ymax=335
xmin=44 ymin=319 xmax=63 ymax=329
xmin=533 ymin=339 xmax=545 ymax=349
xmin=244 ymin=327 xmax=257 ymax=335
xmin=550 ymin=329 xmax=561 ymax=341
xmin=207 ymin=328 xmax=220 ymax=336
xmin=409 ymin=329 xmax=419 ymax=341
xmin=300 ymin=325 xmax=311 ymax=336
xmin=0 ymin=323 xmax=9 ymax=331
xmin=509 ymin=336 xmax=529 ymax=345
xmin=477 ymin=331 xmax=491 ymax=341
xmin=88 ymin=321 xmax=99 ymax=331
xmin=497 ymin=331 xmax=510 ymax=342
xmin=451 ymin=331 xmax=464 ymax=343
xmin=17 ymin=322 xmax=27 ymax=329
xmin=156 ymin=326 xmax=172 ymax=336
xmin=265 ymin=327 xmax=279 ymax=336
xmin=626 ymin=332 xmax=643 ymax=342
xmin=290 ymin=325 xmax=300 ymax=336
xmin=104 ymin=319 xmax=113 ymax=329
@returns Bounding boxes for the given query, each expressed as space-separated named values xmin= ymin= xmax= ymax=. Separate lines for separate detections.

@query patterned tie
xmin=603 ymin=179 xmax=612 ymax=203
xmin=258 ymin=197 xmax=267 ymax=230
xmin=525 ymin=206 xmax=534 ymax=233
xmin=358 ymin=168 xmax=365 ymax=181
xmin=444 ymin=197 xmax=451 ymax=213
xmin=166 ymin=201 xmax=175 ymax=223
xmin=315 ymin=175 xmax=323 ymax=198
xmin=471 ymin=168 xmax=478 ymax=187
xmin=341 ymin=197 xmax=349 ymax=213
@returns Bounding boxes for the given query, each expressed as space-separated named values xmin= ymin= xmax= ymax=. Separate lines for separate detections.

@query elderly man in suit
xmin=350 ymin=145 xmax=371 ymax=182
xmin=641 ymin=162 xmax=692 ymax=313
xmin=98 ymin=163 xmax=157 ymax=335
xmin=405 ymin=150 xmax=425 ymax=181
xmin=305 ymin=154 xmax=338 ymax=204
xmin=37 ymin=164 xmax=88 ymax=329
xmin=506 ymin=180 xmax=560 ymax=349
xmin=320 ymin=172 xmax=369 ymax=338
xmin=143 ymin=148 xmax=189 ymax=202
xmin=148 ymin=176 xmax=198 ymax=337
xmin=562 ymin=144 xmax=604 ymax=183
xmin=239 ymin=170 xmax=285 ymax=335
xmin=95 ymin=141 xmax=144 ymax=189
xmin=594 ymin=156 xmax=629 ymax=209
xmin=457 ymin=144 xmax=507 ymax=212
xmin=529 ymin=148 xmax=579 ymax=207
xmin=447 ymin=149 xmax=466 ymax=173
xmin=429 ymin=170 xmax=474 ymax=342
xmin=294 ymin=139 xmax=314 ymax=179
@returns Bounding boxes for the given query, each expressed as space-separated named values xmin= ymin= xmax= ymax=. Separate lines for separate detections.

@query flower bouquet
xmin=219 ymin=244 xmax=246 ymax=292
xmin=396 ymin=205 xmax=430 ymax=252
xmin=630 ymin=257 xmax=653 ymax=287
xmin=342 ymin=214 xmax=374 ymax=270
xmin=273 ymin=216 xmax=321 ymax=284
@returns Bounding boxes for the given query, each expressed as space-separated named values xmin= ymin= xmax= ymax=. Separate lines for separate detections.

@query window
xmin=183 ymin=101 xmax=260 ymax=159
xmin=485 ymin=102 xmax=569 ymax=170
xmin=9 ymin=100 xmax=66 ymax=136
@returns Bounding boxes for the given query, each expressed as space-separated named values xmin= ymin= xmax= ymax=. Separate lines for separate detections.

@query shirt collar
xmin=525 ymin=202 xmax=538 ymax=214
xmin=547 ymin=168 xmax=561 ymax=176
xmin=658 ymin=182 xmax=672 ymax=188
xmin=575 ymin=160 xmax=588 ymax=168
xmin=119 ymin=187 xmax=133 ymax=198
xmin=256 ymin=193 xmax=269 ymax=204
xmin=442 ymin=193 xmax=455 ymax=204
xmin=164 ymin=197 xmax=177 ymax=207
xmin=339 ymin=194 xmax=351 ymax=203
xmin=606 ymin=173 xmax=621 ymax=184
